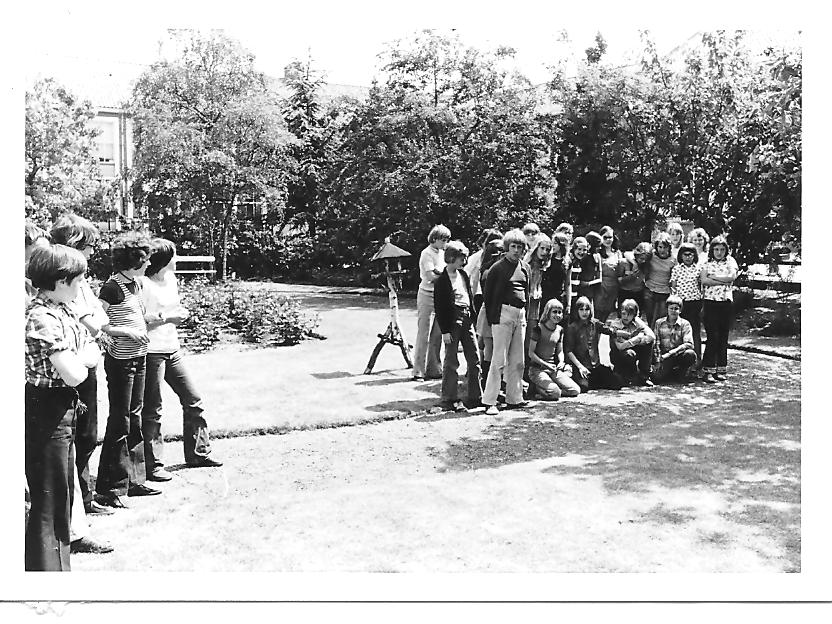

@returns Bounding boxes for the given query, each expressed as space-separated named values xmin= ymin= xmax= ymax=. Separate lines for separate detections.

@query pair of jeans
xmin=483 ymin=305 xmax=526 ymax=405
xmin=703 ymin=300 xmax=732 ymax=373
xmin=680 ymin=299 xmax=703 ymax=367
xmin=97 ymin=354 xmax=147 ymax=497
xmin=653 ymin=349 xmax=698 ymax=383
xmin=142 ymin=350 xmax=212 ymax=469
xmin=528 ymin=365 xmax=580 ymax=400
xmin=440 ymin=312 xmax=482 ymax=404
xmin=74 ymin=366 xmax=98 ymax=507
xmin=413 ymin=288 xmax=443 ymax=378
xmin=644 ymin=289 xmax=669 ymax=329
xmin=609 ymin=342 xmax=654 ymax=383
xmin=25 ymin=384 xmax=76 ymax=571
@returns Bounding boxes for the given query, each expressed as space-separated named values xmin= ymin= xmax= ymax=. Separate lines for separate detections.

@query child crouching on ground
xmin=653 ymin=295 xmax=697 ymax=383
xmin=434 ymin=240 xmax=482 ymax=411
xmin=25 ymin=244 xmax=101 ymax=570
xmin=527 ymin=298 xmax=580 ymax=400
xmin=564 ymin=296 xmax=623 ymax=393
xmin=608 ymin=298 xmax=656 ymax=387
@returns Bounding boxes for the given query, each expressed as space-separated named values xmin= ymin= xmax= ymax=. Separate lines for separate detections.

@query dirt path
xmin=76 ymin=350 xmax=800 ymax=572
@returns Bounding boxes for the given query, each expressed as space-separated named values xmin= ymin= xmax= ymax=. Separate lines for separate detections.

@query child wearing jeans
xmin=434 ymin=240 xmax=482 ymax=411
xmin=141 ymin=239 xmax=223 ymax=477
xmin=652 ymin=295 xmax=697 ymax=383
xmin=95 ymin=232 xmax=159 ymax=509
xmin=25 ymin=244 xmax=100 ymax=570
xmin=608 ymin=298 xmax=656 ymax=386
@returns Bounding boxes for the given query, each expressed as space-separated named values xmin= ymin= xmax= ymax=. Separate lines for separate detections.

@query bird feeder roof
xmin=370 ymin=241 xmax=411 ymax=262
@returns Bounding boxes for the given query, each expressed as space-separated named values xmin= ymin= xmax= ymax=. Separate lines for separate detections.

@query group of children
xmin=24 ymin=216 xmax=222 ymax=571
xmin=413 ymin=221 xmax=739 ymax=415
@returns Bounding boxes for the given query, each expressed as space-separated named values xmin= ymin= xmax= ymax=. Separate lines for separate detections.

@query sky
xmin=17 ymin=0 xmax=802 ymax=104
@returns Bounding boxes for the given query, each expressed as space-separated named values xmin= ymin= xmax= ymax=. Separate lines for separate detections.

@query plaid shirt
xmin=25 ymin=292 xmax=86 ymax=387
xmin=653 ymin=316 xmax=694 ymax=363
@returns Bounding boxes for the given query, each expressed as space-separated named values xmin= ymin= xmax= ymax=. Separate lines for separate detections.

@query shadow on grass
xmin=430 ymin=351 xmax=801 ymax=569
xmin=356 ymin=377 xmax=417 ymax=387
xmin=364 ymin=396 xmax=442 ymax=414
xmin=311 ymin=371 xmax=360 ymax=380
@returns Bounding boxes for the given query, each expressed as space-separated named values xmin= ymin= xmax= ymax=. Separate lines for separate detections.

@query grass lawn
xmin=76 ymin=285 xmax=800 ymax=573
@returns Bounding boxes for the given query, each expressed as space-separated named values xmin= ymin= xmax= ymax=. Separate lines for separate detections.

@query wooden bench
xmin=738 ymin=263 xmax=801 ymax=293
xmin=175 ymin=255 xmax=216 ymax=277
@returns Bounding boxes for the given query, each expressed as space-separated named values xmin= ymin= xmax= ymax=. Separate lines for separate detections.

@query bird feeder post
xmin=364 ymin=238 xmax=413 ymax=374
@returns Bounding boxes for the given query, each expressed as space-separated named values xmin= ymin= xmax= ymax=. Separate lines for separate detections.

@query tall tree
xmin=319 ymin=30 xmax=549 ymax=264
xmin=130 ymin=31 xmax=295 ymax=279
xmin=25 ymin=78 xmax=104 ymax=224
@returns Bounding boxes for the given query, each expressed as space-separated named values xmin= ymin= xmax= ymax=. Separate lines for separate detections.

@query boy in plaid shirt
xmin=652 ymin=295 xmax=697 ymax=383
xmin=25 ymin=244 xmax=101 ymax=570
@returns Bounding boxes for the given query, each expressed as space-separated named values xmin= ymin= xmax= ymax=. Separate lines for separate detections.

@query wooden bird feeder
xmin=363 ymin=238 xmax=414 ymax=374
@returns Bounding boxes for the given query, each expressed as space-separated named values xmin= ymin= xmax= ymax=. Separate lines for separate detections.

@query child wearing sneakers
xmin=434 ymin=240 xmax=482 ymax=411
xmin=141 ymin=238 xmax=223 ymax=474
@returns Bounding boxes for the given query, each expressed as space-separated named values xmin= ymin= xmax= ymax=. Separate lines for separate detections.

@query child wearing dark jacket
xmin=434 ymin=241 xmax=482 ymax=411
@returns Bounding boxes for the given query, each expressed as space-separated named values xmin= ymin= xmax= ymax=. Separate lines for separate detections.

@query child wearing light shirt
xmin=412 ymin=225 xmax=450 ymax=380
xmin=140 ymin=239 xmax=222 ymax=479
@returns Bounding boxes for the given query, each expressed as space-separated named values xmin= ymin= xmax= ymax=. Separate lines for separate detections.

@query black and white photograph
xmin=3 ymin=0 xmax=829 ymax=610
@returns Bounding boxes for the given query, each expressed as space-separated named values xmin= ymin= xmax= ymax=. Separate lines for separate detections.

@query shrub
xmin=178 ymin=279 xmax=322 ymax=352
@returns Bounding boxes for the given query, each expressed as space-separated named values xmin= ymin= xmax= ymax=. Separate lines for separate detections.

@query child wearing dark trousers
xmin=699 ymin=236 xmax=738 ymax=383
xmin=95 ymin=232 xmax=158 ymax=509
xmin=25 ymin=244 xmax=100 ymax=570
xmin=564 ymin=296 xmax=624 ymax=393
xmin=434 ymin=240 xmax=482 ymax=411
xmin=608 ymin=299 xmax=656 ymax=386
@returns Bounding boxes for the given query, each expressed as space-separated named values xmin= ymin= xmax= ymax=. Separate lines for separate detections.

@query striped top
xmin=99 ymin=273 xmax=148 ymax=359
xmin=25 ymin=293 xmax=86 ymax=387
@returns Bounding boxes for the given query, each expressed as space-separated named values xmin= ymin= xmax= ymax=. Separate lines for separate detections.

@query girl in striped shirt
xmin=94 ymin=232 xmax=159 ymax=509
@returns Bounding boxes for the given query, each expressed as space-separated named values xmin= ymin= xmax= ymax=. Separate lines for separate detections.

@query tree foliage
xmin=25 ymin=78 xmax=104 ymax=224
xmin=548 ymin=31 xmax=801 ymax=261
xmin=129 ymin=31 xmax=295 ymax=278
xmin=319 ymin=30 xmax=550 ymax=266
xmin=120 ymin=28 xmax=799 ymax=280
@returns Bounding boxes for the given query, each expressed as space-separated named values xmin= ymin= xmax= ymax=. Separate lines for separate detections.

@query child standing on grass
xmin=578 ymin=231 xmax=603 ymax=308
xmin=481 ymin=229 xmax=530 ymax=415
xmin=141 ymin=238 xmax=223 ymax=474
xmin=700 ymin=235 xmax=738 ymax=383
xmin=617 ymin=242 xmax=651 ymax=315
xmin=670 ymin=242 xmax=704 ymax=372
xmin=95 ymin=232 xmax=159 ymax=509
xmin=475 ymin=237 xmax=504 ymax=383
xmin=644 ymin=232 xmax=676 ymax=328
xmin=49 ymin=214 xmax=115 ymax=555
xmin=412 ymin=225 xmax=450 ymax=381
xmin=25 ymin=244 xmax=100 ymax=570
xmin=568 ymin=236 xmax=589 ymax=312
xmin=434 ymin=240 xmax=482 ymax=411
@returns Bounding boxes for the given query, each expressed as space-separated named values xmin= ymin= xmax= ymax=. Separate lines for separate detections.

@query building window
xmin=92 ymin=119 xmax=117 ymax=179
